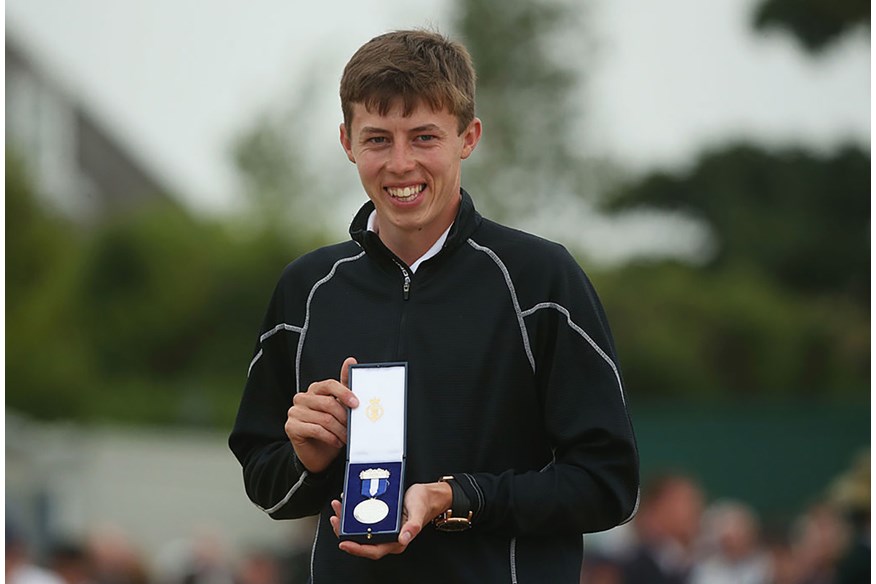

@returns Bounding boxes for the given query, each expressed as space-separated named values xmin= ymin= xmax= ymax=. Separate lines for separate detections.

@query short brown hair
xmin=340 ymin=30 xmax=476 ymax=135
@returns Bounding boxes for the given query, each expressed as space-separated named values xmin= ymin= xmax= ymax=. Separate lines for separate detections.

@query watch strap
xmin=446 ymin=475 xmax=471 ymax=518
xmin=433 ymin=475 xmax=473 ymax=531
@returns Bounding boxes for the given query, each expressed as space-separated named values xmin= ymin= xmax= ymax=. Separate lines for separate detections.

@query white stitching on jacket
xmin=310 ymin=513 xmax=321 ymax=583
xmin=521 ymin=302 xmax=626 ymax=406
xmin=247 ymin=349 xmax=263 ymax=378
xmin=247 ymin=324 xmax=305 ymax=378
xmin=523 ymin=302 xmax=640 ymax=524
xmin=509 ymin=537 xmax=518 ymax=584
xmin=462 ymin=473 xmax=484 ymax=516
xmin=466 ymin=239 xmax=535 ymax=373
xmin=254 ymin=470 xmax=309 ymax=515
xmin=295 ymin=252 xmax=366 ymax=393
xmin=261 ymin=322 xmax=304 ymax=342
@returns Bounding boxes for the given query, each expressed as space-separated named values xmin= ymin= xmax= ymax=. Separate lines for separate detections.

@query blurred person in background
xmin=619 ymin=473 xmax=704 ymax=584
xmin=788 ymin=503 xmax=849 ymax=584
xmin=827 ymin=451 xmax=869 ymax=584
xmin=233 ymin=550 xmax=280 ymax=584
xmin=85 ymin=526 xmax=149 ymax=584
xmin=6 ymin=520 xmax=65 ymax=584
xmin=153 ymin=533 xmax=235 ymax=584
xmin=763 ymin=531 xmax=802 ymax=584
xmin=689 ymin=500 xmax=771 ymax=584
xmin=48 ymin=541 xmax=95 ymax=584
xmin=579 ymin=555 xmax=622 ymax=584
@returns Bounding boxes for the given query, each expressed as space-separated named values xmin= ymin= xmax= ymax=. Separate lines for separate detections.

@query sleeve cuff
xmin=456 ymin=473 xmax=486 ymax=522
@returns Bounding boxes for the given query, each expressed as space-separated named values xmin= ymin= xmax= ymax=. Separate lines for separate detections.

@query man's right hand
xmin=285 ymin=357 xmax=359 ymax=474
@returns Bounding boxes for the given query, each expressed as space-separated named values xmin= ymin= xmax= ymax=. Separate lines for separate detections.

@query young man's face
xmin=340 ymin=100 xmax=481 ymax=242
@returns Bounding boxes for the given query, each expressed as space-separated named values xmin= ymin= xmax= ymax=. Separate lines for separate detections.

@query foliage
xmin=752 ymin=0 xmax=870 ymax=53
xmin=6 ymin=151 xmax=92 ymax=419
xmin=601 ymin=143 xmax=870 ymax=306
xmin=592 ymin=262 xmax=869 ymax=398
xmin=595 ymin=140 xmax=870 ymax=397
xmin=453 ymin=0 xmax=599 ymax=220
xmin=587 ymin=4 xmax=871 ymax=399
xmin=229 ymin=67 xmax=339 ymax=239
xmin=6 ymin=152 xmax=325 ymax=426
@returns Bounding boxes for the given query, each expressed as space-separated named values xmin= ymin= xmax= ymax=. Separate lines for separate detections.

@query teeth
xmin=387 ymin=184 xmax=425 ymax=200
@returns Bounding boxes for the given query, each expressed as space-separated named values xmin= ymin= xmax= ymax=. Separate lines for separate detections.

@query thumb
xmin=340 ymin=357 xmax=358 ymax=388
xmin=399 ymin=521 xmax=421 ymax=546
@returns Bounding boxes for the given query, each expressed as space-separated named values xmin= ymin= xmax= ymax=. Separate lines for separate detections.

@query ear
xmin=339 ymin=123 xmax=356 ymax=164
xmin=460 ymin=117 xmax=482 ymax=160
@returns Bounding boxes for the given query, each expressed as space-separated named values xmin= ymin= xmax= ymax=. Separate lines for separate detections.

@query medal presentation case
xmin=339 ymin=362 xmax=407 ymax=543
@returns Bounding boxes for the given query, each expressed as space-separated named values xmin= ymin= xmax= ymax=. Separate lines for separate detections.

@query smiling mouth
xmin=385 ymin=184 xmax=426 ymax=202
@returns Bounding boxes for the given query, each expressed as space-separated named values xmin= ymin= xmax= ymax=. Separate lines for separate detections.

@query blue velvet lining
xmin=340 ymin=461 xmax=404 ymax=537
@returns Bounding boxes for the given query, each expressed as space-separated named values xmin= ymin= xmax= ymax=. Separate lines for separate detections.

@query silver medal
xmin=353 ymin=497 xmax=390 ymax=524
xmin=353 ymin=468 xmax=391 ymax=525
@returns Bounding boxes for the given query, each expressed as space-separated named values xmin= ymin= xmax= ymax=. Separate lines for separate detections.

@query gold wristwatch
xmin=433 ymin=475 xmax=473 ymax=532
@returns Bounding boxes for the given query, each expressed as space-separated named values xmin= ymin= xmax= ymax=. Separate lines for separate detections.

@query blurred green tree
xmin=593 ymin=262 xmax=869 ymax=397
xmin=230 ymin=64 xmax=341 ymax=241
xmin=453 ymin=0 xmax=604 ymax=220
xmin=6 ymin=151 xmax=94 ymax=419
xmin=6 ymin=149 xmax=322 ymax=426
xmin=601 ymin=143 xmax=870 ymax=305
xmin=752 ymin=0 xmax=870 ymax=52
xmin=588 ymin=1 xmax=871 ymax=398
xmin=71 ymin=200 xmax=310 ymax=426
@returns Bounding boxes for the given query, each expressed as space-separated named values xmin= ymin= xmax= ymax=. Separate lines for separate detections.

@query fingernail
xmin=400 ymin=531 xmax=412 ymax=544
xmin=349 ymin=396 xmax=359 ymax=408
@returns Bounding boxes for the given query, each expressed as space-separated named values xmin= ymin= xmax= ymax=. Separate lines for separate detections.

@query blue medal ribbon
xmin=361 ymin=476 xmax=389 ymax=498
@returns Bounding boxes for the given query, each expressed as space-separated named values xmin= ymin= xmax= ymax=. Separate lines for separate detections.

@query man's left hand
xmin=329 ymin=481 xmax=452 ymax=560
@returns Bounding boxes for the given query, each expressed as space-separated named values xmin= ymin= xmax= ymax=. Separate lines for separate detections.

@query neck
xmin=376 ymin=219 xmax=451 ymax=267
xmin=373 ymin=196 xmax=460 ymax=267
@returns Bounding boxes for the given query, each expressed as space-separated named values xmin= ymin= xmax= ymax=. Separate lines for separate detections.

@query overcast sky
xmin=6 ymin=0 xmax=870 ymax=254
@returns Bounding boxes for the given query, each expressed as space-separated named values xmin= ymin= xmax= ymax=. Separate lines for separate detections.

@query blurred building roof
xmin=6 ymin=33 xmax=174 ymax=221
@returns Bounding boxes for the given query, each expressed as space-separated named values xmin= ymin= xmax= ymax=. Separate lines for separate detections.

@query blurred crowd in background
xmin=7 ymin=452 xmax=869 ymax=584
xmin=581 ymin=452 xmax=870 ymax=584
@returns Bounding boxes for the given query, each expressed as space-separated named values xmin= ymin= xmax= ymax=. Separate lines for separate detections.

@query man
xmin=620 ymin=474 xmax=704 ymax=584
xmin=229 ymin=29 xmax=638 ymax=583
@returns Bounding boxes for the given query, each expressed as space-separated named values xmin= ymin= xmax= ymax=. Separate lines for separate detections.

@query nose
xmin=386 ymin=142 xmax=416 ymax=175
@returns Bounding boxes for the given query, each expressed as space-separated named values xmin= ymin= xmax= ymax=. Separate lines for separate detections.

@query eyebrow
xmin=410 ymin=124 xmax=444 ymax=133
xmin=359 ymin=126 xmax=390 ymax=135
xmin=359 ymin=124 xmax=445 ymax=135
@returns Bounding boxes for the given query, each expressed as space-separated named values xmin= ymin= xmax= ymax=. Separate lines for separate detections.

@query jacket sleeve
xmin=228 ymin=274 xmax=338 ymax=519
xmin=457 ymin=249 xmax=639 ymax=536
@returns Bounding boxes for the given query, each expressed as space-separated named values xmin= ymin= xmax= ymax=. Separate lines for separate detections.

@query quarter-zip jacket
xmin=229 ymin=190 xmax=639 ymax=583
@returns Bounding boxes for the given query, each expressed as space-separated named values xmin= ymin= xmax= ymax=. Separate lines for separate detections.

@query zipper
xmin=393 ymin=260 xmax=412 ymax=301
xmin=391 ymin=259 xmax=411 ymax=357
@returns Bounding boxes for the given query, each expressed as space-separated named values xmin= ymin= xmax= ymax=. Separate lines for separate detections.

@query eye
xmin=415 ymin=135 xmax=437 ymax=142
xmin=366 ymin=136 xmax=388 ymax=144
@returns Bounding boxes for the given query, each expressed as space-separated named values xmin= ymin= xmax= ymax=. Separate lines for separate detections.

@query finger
xmin=338 ymin=540 xmax=403 ymax=560
xmin=286 ymin=420 xmax=344 ymax=449
xmin=291 ymin=393 xmax=350 ymax=427
xmin=340 ymin=356 xmax=357 ymax=389
xmin=288 ymin=406 xmax=348 ymax=444
xmin=307 ymin=379 xmax=359 ymax=409
xmin=329 ymin=500 xmax=344 ymax=538
xmin=397 ymin=520 xmax=421 ymax=546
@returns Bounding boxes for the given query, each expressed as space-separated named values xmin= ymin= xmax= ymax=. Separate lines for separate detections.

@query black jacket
xmin=229 ymin=190 xmax=639 ymax=583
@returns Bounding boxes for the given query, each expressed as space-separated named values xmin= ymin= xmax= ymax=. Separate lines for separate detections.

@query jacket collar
xmin=349 ymin=188 xmax=482 ymax=266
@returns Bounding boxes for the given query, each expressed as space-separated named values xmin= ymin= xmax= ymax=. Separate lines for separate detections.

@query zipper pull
xmin=392 ymin=259 xmax=412 ymax=300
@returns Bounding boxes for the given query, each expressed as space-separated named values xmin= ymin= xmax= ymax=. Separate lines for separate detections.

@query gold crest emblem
xmin=366 ymin=397 xmax=384 ymax=422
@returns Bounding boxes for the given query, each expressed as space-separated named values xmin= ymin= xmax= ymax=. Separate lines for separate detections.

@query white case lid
xmin=348 ymin=364 xmax=406 ymax=463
